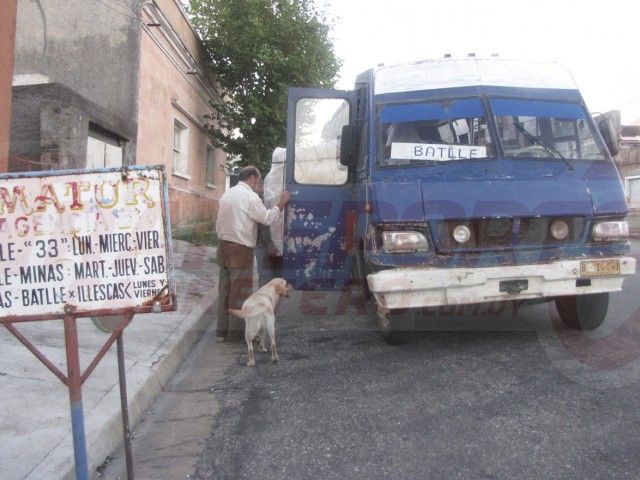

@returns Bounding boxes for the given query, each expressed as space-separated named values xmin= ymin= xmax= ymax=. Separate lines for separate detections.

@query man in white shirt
xmin=215 ymin=166 xmax=290 ymax=343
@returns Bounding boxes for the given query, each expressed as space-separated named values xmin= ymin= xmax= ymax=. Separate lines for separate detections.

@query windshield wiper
xmin=514 ymin=123 xmax=573 ymax=171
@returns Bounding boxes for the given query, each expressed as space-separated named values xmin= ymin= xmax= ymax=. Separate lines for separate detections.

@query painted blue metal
xmin=64 ymin=315 xmax=89 ymax=480
xmin=283 ymin=58 xmax=633 ymax=300
xmin=69 ymin=401 xmax=89 ymax=480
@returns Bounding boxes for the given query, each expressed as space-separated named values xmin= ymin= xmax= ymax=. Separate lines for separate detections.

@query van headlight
xmin=382 ymin=231 xmax=429 ymax=252
xmin=453 ymin=225 xmax=472 ymax=243
xmin=592 ymin=221 xmax=629 ymax=241
xmin=550 ymin=220 xmax=570 ymax=241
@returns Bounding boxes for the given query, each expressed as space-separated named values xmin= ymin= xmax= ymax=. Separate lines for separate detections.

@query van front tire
xmin=555 ymin=292 xmax=609 ymax=330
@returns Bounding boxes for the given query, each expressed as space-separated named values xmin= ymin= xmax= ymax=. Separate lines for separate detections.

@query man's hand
xmin=267 ymin=243 xmax=279 ymax=256
xmin=277 ymin=191 xmax=291 ymax=210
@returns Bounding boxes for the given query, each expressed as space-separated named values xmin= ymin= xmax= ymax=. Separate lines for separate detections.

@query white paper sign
xmin=390 ymin=143 xmax=487 ymax=161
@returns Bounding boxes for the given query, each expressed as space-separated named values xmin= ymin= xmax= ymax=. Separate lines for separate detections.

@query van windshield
xmin=491 ymin=98 xmax=604 ymax=160
xmin=378 ymin=97 xmax=606 ymax=167
xmin=378 ymin=98 xmax=493 ymax=166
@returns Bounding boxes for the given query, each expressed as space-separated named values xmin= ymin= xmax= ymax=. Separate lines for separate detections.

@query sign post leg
xmin=117 ymin=331 xmax=135 ymax=479
xmin=64 ymin=315 xmax=89 ymax=480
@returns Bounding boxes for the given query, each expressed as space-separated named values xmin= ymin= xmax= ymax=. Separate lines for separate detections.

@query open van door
xmin=282 ymin=88 xmax=358 ymax=290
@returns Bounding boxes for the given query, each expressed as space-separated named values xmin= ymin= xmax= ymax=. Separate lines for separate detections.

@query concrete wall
xmin=0 ymin=0 xmax=17 ymax=171
xmin=13 ymin=0 xmax=139 ymax=165
xmin=10 ymin=83 xmax=130 ymax=172
xmin=11 ymin=0 xmax=226 ymax=227
xmin=615 ymin=142 xmax=640 ymax=183
xmin=612 ymin=134 xmax=640 ymax=235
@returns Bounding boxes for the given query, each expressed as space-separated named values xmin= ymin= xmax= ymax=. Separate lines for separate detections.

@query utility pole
xmin=0 ymin=0 xmax=18 ymax=172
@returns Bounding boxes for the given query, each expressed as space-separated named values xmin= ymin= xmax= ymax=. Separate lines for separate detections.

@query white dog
xmin=228 ymin=278 xmax=292 ymax=367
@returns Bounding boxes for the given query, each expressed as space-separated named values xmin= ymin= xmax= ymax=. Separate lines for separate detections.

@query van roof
xmin=374 ymin=57 xmax=578 ymax=95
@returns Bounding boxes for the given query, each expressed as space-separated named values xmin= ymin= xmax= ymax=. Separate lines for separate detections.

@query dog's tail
xmin=227 ymin=308 xmax=247 ymax=319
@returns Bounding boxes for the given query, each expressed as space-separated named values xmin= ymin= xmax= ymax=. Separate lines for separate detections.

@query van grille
xmin=436 ymin=216 xmax=585 ymax=250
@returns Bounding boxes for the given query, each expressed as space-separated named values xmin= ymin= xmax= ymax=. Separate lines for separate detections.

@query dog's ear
xmin=278 ymin=279 xmax=293 ymax=298
xmin=276 ymin=279 xmax=292 ymax=297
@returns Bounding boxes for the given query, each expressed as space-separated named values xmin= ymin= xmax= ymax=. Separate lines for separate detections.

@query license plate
xmin=580 ymin=259 xmax=621 ymax=276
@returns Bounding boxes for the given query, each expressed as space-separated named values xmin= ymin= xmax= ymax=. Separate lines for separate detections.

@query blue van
xmin=282 ymin=56 xmax=636 ymax=343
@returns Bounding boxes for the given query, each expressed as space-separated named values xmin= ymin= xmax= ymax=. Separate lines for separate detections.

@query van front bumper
xmin=366 ymin=257 xmax=636 ymax=310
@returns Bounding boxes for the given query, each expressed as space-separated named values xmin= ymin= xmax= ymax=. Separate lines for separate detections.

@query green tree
xmin=188 ymin=0 xmax=341 ymax=172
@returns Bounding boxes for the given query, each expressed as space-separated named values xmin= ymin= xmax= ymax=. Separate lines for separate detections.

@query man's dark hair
xmin=238 ymin=166 xmax=260 ymax=181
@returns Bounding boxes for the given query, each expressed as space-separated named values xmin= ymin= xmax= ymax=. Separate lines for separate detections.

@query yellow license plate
xmin=580 ymin=259 xmax=621 ymax=276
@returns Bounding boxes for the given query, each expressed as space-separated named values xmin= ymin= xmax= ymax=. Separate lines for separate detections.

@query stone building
xmin=10 ymin=0 xmax=226 ymax=228
xmin=616 ymin=124 xmax=640 ymax=209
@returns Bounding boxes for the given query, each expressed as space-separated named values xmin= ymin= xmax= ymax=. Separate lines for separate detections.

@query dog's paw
xmin=247 ymin=360 xmax=255 ymax=367
xmin=258 ymin=345 xmax=267 ymax=353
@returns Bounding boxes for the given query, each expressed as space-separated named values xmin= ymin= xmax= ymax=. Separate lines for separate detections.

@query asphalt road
xmin=101 ymin=242 xmax=640 ymax=480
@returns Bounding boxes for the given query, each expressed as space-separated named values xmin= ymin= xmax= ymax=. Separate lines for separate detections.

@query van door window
xmin=378 ymin=98 xmax=493 ymax=166
xmin=294 ymin=98 xmax=349 ymax=185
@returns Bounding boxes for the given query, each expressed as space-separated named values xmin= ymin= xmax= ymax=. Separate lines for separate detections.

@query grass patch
xmin=172 ymin=219 xmax=218 ymax=247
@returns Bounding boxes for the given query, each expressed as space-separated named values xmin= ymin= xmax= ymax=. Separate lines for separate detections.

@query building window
xmin=206 ymin=145 xmax=216 ymax=188
xmin=173 ymin=119 xmax=189 ymax=176
xmin=626 ymin=176 xmax=640 ymax=207
xmin=87 ymin=128 xmax=123 ymax=169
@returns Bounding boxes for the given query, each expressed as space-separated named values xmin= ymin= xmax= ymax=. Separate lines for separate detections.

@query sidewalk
xmin=0 ymin=239 xmax=219 ymax=480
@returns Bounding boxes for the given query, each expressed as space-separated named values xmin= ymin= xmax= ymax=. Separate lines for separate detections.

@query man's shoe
xmin=215 ymin=336 xmax=226 ymax=343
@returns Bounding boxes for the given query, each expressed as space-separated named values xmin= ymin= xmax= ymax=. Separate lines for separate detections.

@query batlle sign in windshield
xmin=390 ymin=143 xmax=487 ymax=161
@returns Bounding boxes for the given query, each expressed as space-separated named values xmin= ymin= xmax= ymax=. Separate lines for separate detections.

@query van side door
xmin=283 ymin=88 xmax=357 ymax=290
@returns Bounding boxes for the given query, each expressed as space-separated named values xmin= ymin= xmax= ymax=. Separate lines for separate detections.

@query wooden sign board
xmin=0 ymin=165 xmax=176 ymax=320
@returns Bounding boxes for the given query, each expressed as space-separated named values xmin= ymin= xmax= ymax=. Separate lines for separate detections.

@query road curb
xmin=57 ymin=287 xmax=218 ymax=480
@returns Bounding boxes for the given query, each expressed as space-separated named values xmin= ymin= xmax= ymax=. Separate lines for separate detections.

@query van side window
xmin=294 ymin=98 xmax=349 ymax=185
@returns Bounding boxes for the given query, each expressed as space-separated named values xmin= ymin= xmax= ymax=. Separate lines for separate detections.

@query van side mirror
xmin=597 ymin=117 xmax=619 ymax=157
xmin=340 ymin=125 xmax=358 ymax=167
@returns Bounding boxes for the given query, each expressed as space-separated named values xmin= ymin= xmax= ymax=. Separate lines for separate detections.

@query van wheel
xmin=377 ymin=307 xmax=415 ymax=345
xmin=554 ymin=293 xmax=609 ymax=330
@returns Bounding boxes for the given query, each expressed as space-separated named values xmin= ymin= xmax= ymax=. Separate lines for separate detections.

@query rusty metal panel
xmin=0 ymin=165 xmax=176 ymax=321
